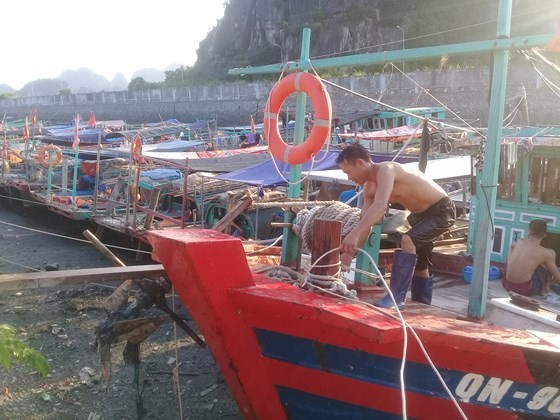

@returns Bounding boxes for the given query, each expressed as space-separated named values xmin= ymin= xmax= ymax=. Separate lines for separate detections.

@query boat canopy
xmin=215 ymin=150 xmax=340 ymax=187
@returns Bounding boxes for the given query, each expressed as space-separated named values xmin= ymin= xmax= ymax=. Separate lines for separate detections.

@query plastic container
xmin=463 ymin=265 xmax=501 ymax=283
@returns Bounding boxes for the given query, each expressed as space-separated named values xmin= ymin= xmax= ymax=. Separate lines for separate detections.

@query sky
xmin=1 ymin=1 xmax=226 ymax=90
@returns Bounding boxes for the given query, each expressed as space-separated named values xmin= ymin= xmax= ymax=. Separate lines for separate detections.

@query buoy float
xmin=36 ymin=144 xmax=63 ymax=168
xmin=264 ymin=72 xmax=331 ymax=164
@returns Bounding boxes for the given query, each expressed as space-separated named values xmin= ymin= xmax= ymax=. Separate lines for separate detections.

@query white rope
xmin=388 ymin=64 xmax=485 ymax=138
xmin=251 ymin=200 xmax=337 ymax=209
xmin=391 ymin=122 xmax=424 ymax=162
xmin=244 ymin=234 xmax=283 ymax=256
xmin=257 ymin=244 xmax=468 ymax=419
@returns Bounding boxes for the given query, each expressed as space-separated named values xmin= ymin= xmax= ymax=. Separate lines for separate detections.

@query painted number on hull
xmin=456 ymin=373 xmax=560 ymax=414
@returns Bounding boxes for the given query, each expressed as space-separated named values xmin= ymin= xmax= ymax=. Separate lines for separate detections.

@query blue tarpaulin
xmin=216 ymin=150 xmax=339 ymax=187
xmin=216 ymin=150 xmax=418 ymax=187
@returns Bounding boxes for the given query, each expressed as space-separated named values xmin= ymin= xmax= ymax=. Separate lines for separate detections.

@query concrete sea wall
xmin=1 ymin=64 xmax=559 ymax=127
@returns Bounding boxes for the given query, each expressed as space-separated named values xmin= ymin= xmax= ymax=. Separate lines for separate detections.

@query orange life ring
xmin=264 ymin=72 xmax=331 ymax=164
xmin=36 ymin=144 xmax=63 ymax=168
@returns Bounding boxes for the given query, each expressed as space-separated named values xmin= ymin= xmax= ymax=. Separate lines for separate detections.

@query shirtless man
xmin=336 ymin=143 xmax=455 ymax=309
xmin=503 ymin=219 xmax=560 ymax=296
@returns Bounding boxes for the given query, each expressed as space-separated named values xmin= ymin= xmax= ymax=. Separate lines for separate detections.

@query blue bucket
xmin=463 ymin=265 xmax=501 ymax=283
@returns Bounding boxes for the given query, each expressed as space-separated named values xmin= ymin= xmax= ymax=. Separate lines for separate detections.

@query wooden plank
xmin=0 ymin=264 xmax=165 ymax=292
xmin=212 ymin=194 xmax=252 ymax=233
xmin=143 ymin=187 xmax=162 ymax=229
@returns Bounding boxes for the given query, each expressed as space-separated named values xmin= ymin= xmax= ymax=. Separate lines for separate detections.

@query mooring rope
xmin=250 ymin=200 xmax=337 ymax=209
xmin=292 ymin=201 xmax=361 ymax=253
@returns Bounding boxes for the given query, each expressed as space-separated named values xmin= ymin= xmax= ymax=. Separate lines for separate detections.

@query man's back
xmin=506 ymin=238 xmax=552 ymax=284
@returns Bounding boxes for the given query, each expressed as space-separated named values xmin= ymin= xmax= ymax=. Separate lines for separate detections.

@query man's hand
xmin=340 ymin=253 xmax=353 ymax=269
xmin=340 ymin=229 xmax=361 ymax=255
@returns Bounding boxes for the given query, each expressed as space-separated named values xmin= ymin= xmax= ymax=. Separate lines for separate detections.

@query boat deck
xmin=430 ymin=272 xmax=560 ymax=343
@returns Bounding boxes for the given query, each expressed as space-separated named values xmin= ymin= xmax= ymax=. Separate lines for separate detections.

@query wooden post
xmin=354 ymin=224 xmax=382 ymax=289
xmin=310 ymin=218 xmax=341 ymax=278
xmin=143 ymin=187 xmax=161 ymax=230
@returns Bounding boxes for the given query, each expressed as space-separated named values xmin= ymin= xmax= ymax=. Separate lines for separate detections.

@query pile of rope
xmin=292 ymin=201 xmax=361 ymax=253
xmin=255 ymin=262 xmax=358 ymax=299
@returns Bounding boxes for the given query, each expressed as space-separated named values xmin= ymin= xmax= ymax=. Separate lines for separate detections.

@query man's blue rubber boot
xmin=374 ymin=250 xmax=417 ymax=309
xmin=411 ymin=275 xmax=433 ymax=305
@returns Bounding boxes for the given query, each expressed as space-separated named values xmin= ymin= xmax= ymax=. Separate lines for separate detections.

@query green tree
xmin=0 ymin=324 xmax=50 ymax=377
xmin=128 ymin=77 xmax=162 ymax=91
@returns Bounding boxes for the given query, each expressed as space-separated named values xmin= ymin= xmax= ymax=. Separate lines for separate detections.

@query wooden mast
xmin=468 ymin=0 xmax=512 ymax=318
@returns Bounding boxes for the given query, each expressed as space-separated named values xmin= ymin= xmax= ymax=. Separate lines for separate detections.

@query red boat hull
xmin=148 ymin=229 xmax=560 ymax=419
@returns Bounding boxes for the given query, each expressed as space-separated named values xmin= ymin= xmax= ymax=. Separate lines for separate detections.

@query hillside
xmin=190 ymin=0 xmax=558 ymax=80
xmin=5 ymin=0 xmax=560 ymax=95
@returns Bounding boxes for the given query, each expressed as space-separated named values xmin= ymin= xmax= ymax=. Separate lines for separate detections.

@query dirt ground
xmin=0 ymin=203 xmax=241 ymax=419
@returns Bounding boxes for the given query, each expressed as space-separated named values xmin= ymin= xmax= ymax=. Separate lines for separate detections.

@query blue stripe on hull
xmin=277 ymin=386 xmax=402 ymax=420
xmin=255 ymin=328 xmax=560 ymax=417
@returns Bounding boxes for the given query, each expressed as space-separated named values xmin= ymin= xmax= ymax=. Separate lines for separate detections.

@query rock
xmin=45 ymin=263 xmax=59 ymax=271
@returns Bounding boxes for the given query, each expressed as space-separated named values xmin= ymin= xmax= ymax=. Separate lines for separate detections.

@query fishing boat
xmin=150 ymin=4 xmax=560 ymax=417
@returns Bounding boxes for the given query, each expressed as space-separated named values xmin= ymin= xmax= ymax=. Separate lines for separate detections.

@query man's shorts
xmin=502 ymin=265 xmax=548 ymax=296
xmin=406 ymin=197 xmax=456 ymax=271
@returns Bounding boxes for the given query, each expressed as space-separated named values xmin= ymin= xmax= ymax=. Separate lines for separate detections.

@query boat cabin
xmin=465 ymin=127 xmax=560 ymax=265
xmin=334 ymin=106 xmax=446 ymax=152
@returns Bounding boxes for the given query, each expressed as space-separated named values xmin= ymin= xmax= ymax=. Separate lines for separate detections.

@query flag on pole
xmin=31 ymin=109 xmax=37 ymax=127
xmin=250 ymin=114 xmax=256 ymax=134
xmin=72 ymin=114 xmax=80 ymax=149
xmin=131 ymin=134 xmax=145 ymax=164
xmin=22 ymin=116 xmax=29 ymax=140
xmin=88 ymin=111 xmax=96 ymax=128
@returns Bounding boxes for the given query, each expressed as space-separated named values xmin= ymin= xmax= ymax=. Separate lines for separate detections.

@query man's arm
xmin=340 ymin=167 xmax=394 ymax=255
xmin=505 ymin=241 xmax=517 ymax=272
xmin=544 ymin=249 xmax=560 ymax=283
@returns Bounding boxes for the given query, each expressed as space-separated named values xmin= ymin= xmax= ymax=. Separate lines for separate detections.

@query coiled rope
xmin=292 ymin=201 xmax=361 ymax=253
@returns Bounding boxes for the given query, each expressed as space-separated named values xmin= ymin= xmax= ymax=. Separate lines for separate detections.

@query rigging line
xmin=389 ymin=63 xmax=486 ymax=138
xmin=522 ymin=50 xmax=560 ymax=92
xmin=502 ymin=95 xmax=524 ymax=127
xmin=318 ymin=76 xmax=476 ymax=134
xmin=529 ymin=48 xmax=560 ymax=76
xmin=522 ymin=52 xmax=560 ymax=100
xmin=0 ymin=193 xmax=51 ymax=207
xmin=0 ymin=219 xmax=153 ymax=255
xmin=391 ymin=122 xmax=424 ymax=162
xmin=0 ymin=255 xmax=41 ymax=272
xmin=309 ymin=4 xmax=559 ymax=62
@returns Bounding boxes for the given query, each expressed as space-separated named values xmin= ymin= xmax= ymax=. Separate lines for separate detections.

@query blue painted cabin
xmin=466 ymin=127 xmax=560 ymax=264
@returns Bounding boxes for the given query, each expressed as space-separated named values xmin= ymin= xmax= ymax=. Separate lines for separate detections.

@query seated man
xmin=503 ymin=219 xmax=560 ymax=296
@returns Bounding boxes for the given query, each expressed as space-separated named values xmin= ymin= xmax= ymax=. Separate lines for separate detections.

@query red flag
xmin=250 ymin=115 xmax=256 ymax=134
xmin=88 ymin=111 xmax=96 ymax=128
xmin=31 ymin=109 xmax=37 ymax=127
xmin=72 ymin=114 xmax=80 ymax=149
xmin=22 ymin=116 xmax=29 ymax=140
xmin=131 ymin=134 xmax=145 ymax=164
